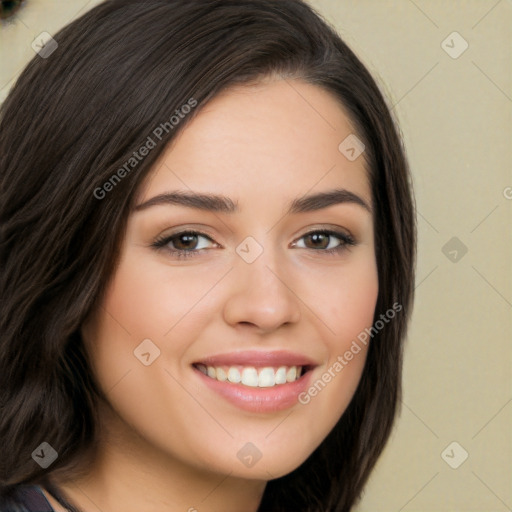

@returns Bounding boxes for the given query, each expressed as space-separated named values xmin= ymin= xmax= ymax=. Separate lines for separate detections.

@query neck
xmin=46 ymin=400 xmax=266 ymax=512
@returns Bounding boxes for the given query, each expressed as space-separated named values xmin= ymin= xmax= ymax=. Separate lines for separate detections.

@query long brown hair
xmin=0 ymin=1 xmax=416 ymax=510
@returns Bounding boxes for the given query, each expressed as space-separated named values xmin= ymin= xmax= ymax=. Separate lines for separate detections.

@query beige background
xmin=1 ymin=1 xmax=511 ymax=511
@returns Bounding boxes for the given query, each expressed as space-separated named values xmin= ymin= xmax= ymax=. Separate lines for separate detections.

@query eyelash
xmin=151 ymin=229 xmax=356 ymax=260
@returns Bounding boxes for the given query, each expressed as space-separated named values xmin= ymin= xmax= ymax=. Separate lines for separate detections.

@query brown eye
xmin=0 ymin=0 xmax=25 ymax=20
xmin=292 ymin=229 xmax=357 ymax=256
xmin=151 ymin=230 xmax=218 ymax=260
xmin=172 ymin=232 xmax=201 ymax=251
xmin=303 ymin=232 xmax=331 ymax=250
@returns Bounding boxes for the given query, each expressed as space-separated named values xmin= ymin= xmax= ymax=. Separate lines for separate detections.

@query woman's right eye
xmin=151 ymin=230 xmax=218 ymax=260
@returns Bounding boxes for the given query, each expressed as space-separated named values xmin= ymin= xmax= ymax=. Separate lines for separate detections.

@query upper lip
xmin=193 ymin=350 xmax=318 ymax=368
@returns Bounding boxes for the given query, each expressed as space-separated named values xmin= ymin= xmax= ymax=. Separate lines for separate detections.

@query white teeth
xmin=275 ymin=366 xmax=287 ymax=384
xmin=227 ymin=367 xmax=241 ymax=383
xmin=241 ymin=367 xmax=259 ymax=387
xmin=216 ymin=367 xmax=227 ymax=381
xmin=286 ymin=366 xmax=297 ymax=382
xmin=258 ymin=367 xmax=275 ymax=387
xmin=198 ymin=364 xmax=304 ymax=387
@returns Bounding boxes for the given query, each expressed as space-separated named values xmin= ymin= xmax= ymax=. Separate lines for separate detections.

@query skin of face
xmin=53 ymin=78 xmax=378 ymax=512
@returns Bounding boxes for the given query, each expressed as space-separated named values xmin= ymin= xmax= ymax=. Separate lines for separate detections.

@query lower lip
xmin=193 ymin=366 xmax=314 ymax=413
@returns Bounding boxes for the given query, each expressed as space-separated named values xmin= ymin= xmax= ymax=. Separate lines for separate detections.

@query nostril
xmin=0 ymin=0 xmax=25 ymax=21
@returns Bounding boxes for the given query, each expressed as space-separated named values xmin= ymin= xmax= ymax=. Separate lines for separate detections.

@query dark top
xmin=0 ymin=485 xmax=55 ymax=512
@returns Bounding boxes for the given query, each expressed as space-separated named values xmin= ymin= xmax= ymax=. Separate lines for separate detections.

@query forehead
xmin=137 ymin=79 xmax=371 ymax=210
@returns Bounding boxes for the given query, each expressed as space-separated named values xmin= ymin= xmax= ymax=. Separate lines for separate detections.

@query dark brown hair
xmin=0 ymin=1 xmax=416 ymax=510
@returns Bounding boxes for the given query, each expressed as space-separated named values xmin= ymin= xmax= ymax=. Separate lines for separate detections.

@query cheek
xmin=331 ymin=252 xmax=379 ymax=376
xmin=80 ymin=255 xmax=225 ymax=462
xmin=98 ymin=250 xmax=219 ymax=345
xmin=305 ymin=249 xmax=379 ymax=346
xmin=297 ymin=251 xmax=378 ymax=413
xmin=331 ymin=261 xmax=379 ymax=344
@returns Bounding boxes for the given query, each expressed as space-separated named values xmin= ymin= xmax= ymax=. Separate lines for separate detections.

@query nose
xmin=222 ymin=245 xmax=302 ymax=333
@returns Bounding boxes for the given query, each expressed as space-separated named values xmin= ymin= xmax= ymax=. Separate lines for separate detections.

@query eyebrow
xmin=134 ymin=187 xmax=372 ymax=215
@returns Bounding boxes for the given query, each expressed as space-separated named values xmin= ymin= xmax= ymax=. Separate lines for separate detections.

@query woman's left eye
xmin=292 ymin=230 xmax=356 ymax=254
xmin=151 ymin=229 xmax=356 ymax=260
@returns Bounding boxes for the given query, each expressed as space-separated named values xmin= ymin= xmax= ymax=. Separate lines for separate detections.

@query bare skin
xmin=44 ymin=77 xmax=378 ymax=512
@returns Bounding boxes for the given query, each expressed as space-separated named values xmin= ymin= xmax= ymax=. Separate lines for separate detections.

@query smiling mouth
xmin=192 ymin=363 xmax=314 ymax=388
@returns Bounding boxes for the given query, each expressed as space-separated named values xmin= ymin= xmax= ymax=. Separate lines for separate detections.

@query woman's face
xmin=82 ymin=78 xmax=378 ymax=480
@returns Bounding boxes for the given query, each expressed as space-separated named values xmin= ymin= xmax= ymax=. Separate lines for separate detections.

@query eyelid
xmin=293 ymin=224 xmax=354 ymax=240
xmin=151 ymin=229 xmax=218 ymax=251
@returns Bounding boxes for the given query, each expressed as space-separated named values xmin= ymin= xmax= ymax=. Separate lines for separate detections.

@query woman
xmin=0 ymin=0 xmax=416 ymax=510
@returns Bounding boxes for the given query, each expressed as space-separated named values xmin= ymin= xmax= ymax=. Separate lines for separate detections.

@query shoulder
xmin=0 ymin=485 xmax=55 ymax=512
